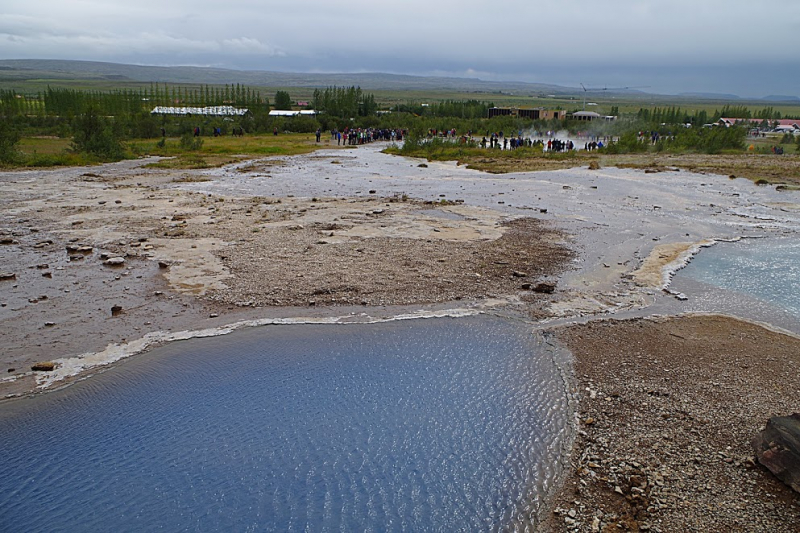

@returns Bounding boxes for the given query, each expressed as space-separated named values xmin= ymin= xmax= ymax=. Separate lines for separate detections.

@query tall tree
xmin=274 ymin=90 xmax=292 ymax=110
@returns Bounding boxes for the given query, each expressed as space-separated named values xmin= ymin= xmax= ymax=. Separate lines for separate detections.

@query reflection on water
xmin=0 ymin=316 xmax=569 ymax=532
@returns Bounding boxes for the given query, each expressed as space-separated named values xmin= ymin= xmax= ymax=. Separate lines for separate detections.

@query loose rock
xmin=533 ymin=282 xmax=556 ymax=294
xmin=752 ymin=413 xmax=800 ymax=493
xmin=104 ymin=257 xmax=126 ymax=266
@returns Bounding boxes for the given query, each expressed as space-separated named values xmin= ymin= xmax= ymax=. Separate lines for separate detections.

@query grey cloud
xmin=1 ymin=0 xmax=798 ymax=97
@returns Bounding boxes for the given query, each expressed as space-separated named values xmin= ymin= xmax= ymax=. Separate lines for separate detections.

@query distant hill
xmin=0 ymin=59 xmax=648 ymax=97
xmin=677 ymin=92 xmax=742 ymax=100
xmin=761 ymin=95 xmax=800 ymax=102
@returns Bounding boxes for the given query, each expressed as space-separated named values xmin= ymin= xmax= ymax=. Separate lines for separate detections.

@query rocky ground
xmin=200 ymin=207 xmax=571 ymax=308
xmin=542 ymin=315 xmax=800 ymax=532
xmin=0 ymin=159 xmax=572 ymax=396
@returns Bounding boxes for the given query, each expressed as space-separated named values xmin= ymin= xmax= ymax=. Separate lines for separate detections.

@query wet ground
xmin=2 ymin=143 xmax=800 ymax=394
xmin=184 ymin=143 xmax=800 ymax=318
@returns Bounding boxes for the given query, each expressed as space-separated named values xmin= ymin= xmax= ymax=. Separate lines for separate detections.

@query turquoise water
xmin=676 ymin=238 xmax=800 ymax=319
xmin=0 ymin=316 xmax=569 ymax=532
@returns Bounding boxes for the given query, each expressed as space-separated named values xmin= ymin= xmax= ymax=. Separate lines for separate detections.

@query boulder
xmin=752 ymin=413 xmax=800 ymax=493
xmin=0 ymin=272 xmax=16 ymax=281
xmin=31 ymin=362 xmax=56 ymax=372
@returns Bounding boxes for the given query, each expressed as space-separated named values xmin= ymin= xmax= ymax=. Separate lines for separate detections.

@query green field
xmin=8 ymin=133 xmax=348 ymax=169
xmin=129 ymin=133 xmax=349 ymax=169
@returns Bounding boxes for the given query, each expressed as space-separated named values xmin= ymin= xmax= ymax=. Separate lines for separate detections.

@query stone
xmin=512 ymin=271 xmax=528 ymax=278
xmin=31 ymin=362 xmax=56 ymax=371
xmin=111 ymin=305 xmax=124 ymax=317
xmin=588 ymin=161 xmax=601 ymax=170
xmin=752 ymin=413 xmax=800 ymax=493
xmin=533 ymin=282 xmax=557 ymax=294
xmin=0 ymin=272 xmax=16 ymax=281
xmin=104 ymin=257 xmax=125 ymax=266
xmin=158 ymin=261 xmax=170 ymax=269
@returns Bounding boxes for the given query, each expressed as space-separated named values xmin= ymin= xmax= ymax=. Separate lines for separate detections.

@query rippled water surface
xmin=676 ymin=238 xmax=800 ymax=320
xmin=0 ymin=316 xmax=569 ymax=532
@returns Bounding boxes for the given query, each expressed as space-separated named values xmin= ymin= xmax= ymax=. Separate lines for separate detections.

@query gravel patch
xmin=542 ymin=315 xmax=800 ymax=532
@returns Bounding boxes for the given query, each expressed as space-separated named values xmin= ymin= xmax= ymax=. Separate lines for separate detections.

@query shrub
xmin=179 ymin=132 xmax=204 ymax=151
xmin=0 ymin=119 xmax=21 ymax=164
xmin=70 ymin=105 xmax=125 ymax=160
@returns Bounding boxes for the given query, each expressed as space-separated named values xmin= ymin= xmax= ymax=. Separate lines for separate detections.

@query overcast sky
xmin=3 ymin=0 xmax=799 ymax=97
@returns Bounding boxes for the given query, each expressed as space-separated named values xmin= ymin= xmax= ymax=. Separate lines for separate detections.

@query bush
xmin=0 ymin=119 xmax=21 ymax=164
xmin=283 ymin=115 xmax=320 ymax=133
xmin=70 ymin=105 xmax=125 ymax=160
xmin=179 ymin=132 xmax=204 ymax=151
xmin=128 ymin=111 xmax=161 ymax=139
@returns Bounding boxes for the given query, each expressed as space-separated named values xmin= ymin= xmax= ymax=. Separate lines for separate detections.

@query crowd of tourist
xmin=329 ymin=128 xmax=406 ymax=145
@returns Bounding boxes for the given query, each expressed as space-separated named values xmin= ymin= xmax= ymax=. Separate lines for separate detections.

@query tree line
xmin=2 ymin=83 xmax=796 ymax=165
xmin=635 ymin=105 xmax=793 ymax=127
